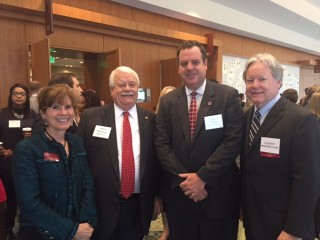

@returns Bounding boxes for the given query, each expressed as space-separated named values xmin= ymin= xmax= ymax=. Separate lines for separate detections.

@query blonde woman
xmin=156 ymin=86 xmax=176 ymax=113
xmin=310 ymin=92 xmax=320 ymax=122
xmin=155 ymin=86 xmax=175 ymax=240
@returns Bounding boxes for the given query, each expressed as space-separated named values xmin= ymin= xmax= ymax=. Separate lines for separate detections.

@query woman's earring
xmin=43 ymin=118 xmax=48 ymax=126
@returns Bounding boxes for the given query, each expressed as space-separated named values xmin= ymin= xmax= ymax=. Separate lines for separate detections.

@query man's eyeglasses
xmin=12 ymin=92 xmax=27 ymax=97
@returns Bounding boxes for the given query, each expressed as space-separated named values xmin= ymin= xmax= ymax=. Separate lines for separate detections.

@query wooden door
xmin=95 ymin=49 xmax=120 ymax=104
xmin=31 ymin=39 xmax=51 ymax=85
xmin=160 ymin=58 xmax=181 ymax=89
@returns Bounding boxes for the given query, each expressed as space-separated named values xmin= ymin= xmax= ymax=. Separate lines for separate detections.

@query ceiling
xmin=111 ymin=0 xmax=320 ymax=56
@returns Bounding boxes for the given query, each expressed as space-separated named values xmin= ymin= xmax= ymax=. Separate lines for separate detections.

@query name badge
xmin=9 ymin=120 xmax=21 ymax=128
xmin=260 ymin=137 xmax=280 ymax=158
xmin=204 ymin=114 xmax=223 ymax=130
xmin=93 ymin=125 xmax=111 ymax=139
xmin=43 ymin=152 xmax=60 ymax=162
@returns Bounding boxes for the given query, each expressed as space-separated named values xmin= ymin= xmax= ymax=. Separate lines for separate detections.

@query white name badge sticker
xmin=204 ymin=114 xmax=223 ymax=130
xmin=260 ymin=137 xmax=280 ymax=157
xmin=9 ymin=120 xmax=21 ymax=128
xmin=92 ymin=125 xmax=111 ymax=139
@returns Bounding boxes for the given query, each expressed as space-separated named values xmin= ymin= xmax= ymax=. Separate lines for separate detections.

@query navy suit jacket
xmin=241 ymin=97 xmax=320 ymax=239
xmin=77 ymin=103 xmax=158 ymax=239
xmin=155 ymin=81 xmax=244 ymax=219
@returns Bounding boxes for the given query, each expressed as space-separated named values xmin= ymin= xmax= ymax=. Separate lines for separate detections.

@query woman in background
xmin=12 ymin=84 xmax=97 ymax=240
xmin=0 ymin=83 xmax=43 ymax=240
xmin=155 ymin=86 xmax=176 ymax=240
xmin=310 ymin=92 xmax=320 ymax=124
xmin=311 ymin=92 xmax=320 ymax=240
xmin=0 ymin=178 xmax=6 ymax=240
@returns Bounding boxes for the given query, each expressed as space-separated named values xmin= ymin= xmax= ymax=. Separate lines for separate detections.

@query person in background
xmin=0 ymin=83 xmax=43 ymax=240
xmin=12 ymin=84 xmax=97 ymax=240
xmin=0 ymin=178 xmax=6 ymax=240
xmin=155 ymin=85 xmax=176 ymax=240
xmin=299 ymin=84 xmax=320 ymax=109
xmin=241 ymin=53 xmax=320 ymax=240
xmin=239 ymin=93 xmax=246 ymax=107
xmin=155 ymin=40 xmax=244 ymax=240
xmin=80 ymin=89 xmax=102 ymax=111
xmin=29 ymin=81 xmax=43 ymax=113
xmin=310 ymin=92 xmax=320 ymax=124
xmin=282 ymin=88 xmax=298 ymax=103
xmin=77 ymin=66 xmax=160 ymax=240
xmin=311 ymin=92 xmax=320 ymax=239
xmin=48 ymin=72 xmax=83 ymax=133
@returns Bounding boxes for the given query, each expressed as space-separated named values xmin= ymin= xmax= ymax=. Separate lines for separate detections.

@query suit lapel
xmin=137 ymin=106 xmax=146 ymax=179
xmin=104 ymin=104 xmax=120 ymax=180
xmin=193 ymin=82 xmax=215 ymax=144
xmin=247 ymin=98 xmax=285 ymax=152
xmin=176 ymin=87 xmax=191 ymax=146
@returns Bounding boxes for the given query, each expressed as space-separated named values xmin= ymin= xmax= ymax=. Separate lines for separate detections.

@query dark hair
xmin=29 ymin=81 xmax=43 ymax=93
xmin=49 ymin=72 xmax=76 ymax=88
xmin=82 ymin=89 xmax=101 ymax=109
xmin=177 ymin=40 xmax=207 ymax=62
xmin=38 ymin=84 xmax=77 ymax=112
xmin=8 ymin=83 xmax=30 ymax=111
xmin=282 ymin=88 xmax=298 ymax=103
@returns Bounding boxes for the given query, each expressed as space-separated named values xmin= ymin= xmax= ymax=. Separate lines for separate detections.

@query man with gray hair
xmin=77 ymin=66 xmax=160 ymax=240
xmin=241 ymin=53 xmax=320 ymax=240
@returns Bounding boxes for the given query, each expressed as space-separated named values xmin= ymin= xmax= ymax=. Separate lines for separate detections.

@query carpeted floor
xmin=145 ymin=215 xmax=246 ymax=240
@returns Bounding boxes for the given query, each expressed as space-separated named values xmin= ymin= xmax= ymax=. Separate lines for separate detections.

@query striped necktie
xmin=249 ymin=109 xmax=261 ymax=146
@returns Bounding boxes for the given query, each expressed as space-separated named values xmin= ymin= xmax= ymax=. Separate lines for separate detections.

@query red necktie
xmin=189 ymin=92 xmax=197 ymax=139
xmin=121 ymin=112 xmax=135 ymax=199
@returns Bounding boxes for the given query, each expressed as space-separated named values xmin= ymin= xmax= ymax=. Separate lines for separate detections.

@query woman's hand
xmin=73 ymin=223 xmax=94 ymax=240
xmin=0 ymin=148 xmax=13 ymax=158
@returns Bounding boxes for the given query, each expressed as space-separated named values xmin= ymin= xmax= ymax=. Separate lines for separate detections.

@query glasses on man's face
xmin=48 ymin=104 xmax=74 ymax=112
xmin=12 ymin=92 xmax=27 ymax=97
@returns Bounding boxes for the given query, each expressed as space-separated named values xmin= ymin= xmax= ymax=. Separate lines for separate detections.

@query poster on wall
xmin=222 ymin=55 xmax=300 ymax=97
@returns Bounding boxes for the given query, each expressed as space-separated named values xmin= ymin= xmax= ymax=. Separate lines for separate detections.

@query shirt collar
xmin=185 ymin=79 xmax=206 ymax=96
xmin=255 ymin=93 xmax=281 ymax=119
xmin=114 ymin=103 xmax=137 ymax=120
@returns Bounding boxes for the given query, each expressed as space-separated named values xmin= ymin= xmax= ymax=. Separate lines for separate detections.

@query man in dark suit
xmin=241 ymin=53 xmax=320 ymax=240
xmin=155 ymin=40 xmax=244 ymax=240
xmin=77 ymin=66 xmax=160 ymax=240
xmin=48 ymin=72 xmax=83 ymax=133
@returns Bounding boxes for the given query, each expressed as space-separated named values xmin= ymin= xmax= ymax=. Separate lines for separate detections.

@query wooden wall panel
xmin=132 ymin=9 xmax=180 ymax=31
xmin=0 ymin=18 xmax=28 ymax=108
xmin=26 ymin=23 xmax=104 ymax=52
xmin=214 ymin=31 xmax=242 ymax=56
xmin=282 ymin=48 xmax=302 ymax=63
xmin=264 ymin=44 xmax=283 ymax=61
xmin=241 ymin=37 xmax=264 ymax=58
xmin=66 ymin=0 xmax=133 ymax=20
xmin=179 ymin=21 xmax=213 ymax=37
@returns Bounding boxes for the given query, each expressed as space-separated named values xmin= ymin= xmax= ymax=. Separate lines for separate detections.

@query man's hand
xmin=277 ymin=230 xmax=302 ymax=240
xmin=179 ymin=173 xmax=207 ymax=202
